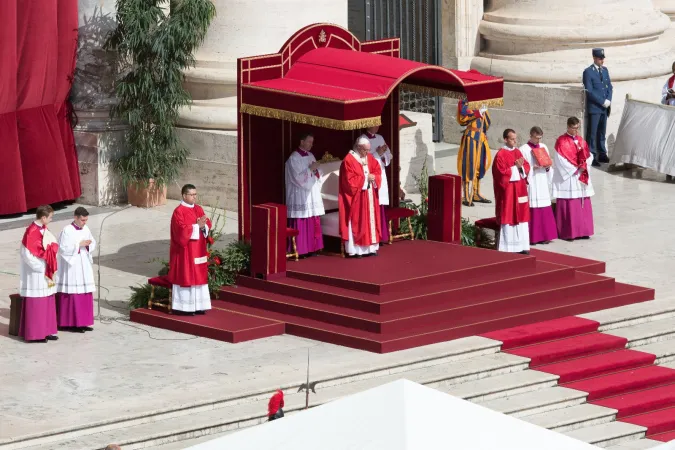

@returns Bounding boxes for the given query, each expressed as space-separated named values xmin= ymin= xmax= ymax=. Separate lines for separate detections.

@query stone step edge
xmin=0 ymin=339 xmax=508 ymax=448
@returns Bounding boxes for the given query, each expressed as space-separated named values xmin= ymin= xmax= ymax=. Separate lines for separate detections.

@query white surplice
xmin=285 ymin=150 xmax=325 ymax=219
xmin=345 ymin=150 xmax=380 ymax=256
xmin=495 ymin=147 xmax=530 ymax=253
xmin=361 ymin=133 xmax=392 ymax=206
xmin=661 ymin=81 xmax=675 ymax=106
xmin=520 ymin=143 xmax=553 ymax=208
xmin=551 ymin=138 xmax=595 ymax=200
xmin=171 ymin=201 xmax=211 ymax=312
xmin=56 ymin=223 xmax=97 ymax=294
xmin=19 ymin=222 xmax=56 ymax=298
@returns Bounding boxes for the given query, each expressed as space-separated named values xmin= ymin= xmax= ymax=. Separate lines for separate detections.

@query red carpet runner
xmin=482 ymin=317 xmax=675 ymax=442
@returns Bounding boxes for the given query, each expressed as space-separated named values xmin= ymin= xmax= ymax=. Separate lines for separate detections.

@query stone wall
xmin=400 ymin=111 xmax=436 ymax=194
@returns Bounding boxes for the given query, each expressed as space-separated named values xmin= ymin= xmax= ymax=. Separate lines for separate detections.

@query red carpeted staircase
xmin=482 ymin=317 xmax=675 ymax=442
xmin=209 ymin=240 xmax=653 ymax=353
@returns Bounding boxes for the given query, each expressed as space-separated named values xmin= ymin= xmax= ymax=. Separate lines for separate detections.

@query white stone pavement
xmin=0 ymin=160 xmax=673 ymax=446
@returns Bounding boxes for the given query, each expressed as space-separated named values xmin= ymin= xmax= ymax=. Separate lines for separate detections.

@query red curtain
xmin=0 ymin=0 xmax=81 ymax=215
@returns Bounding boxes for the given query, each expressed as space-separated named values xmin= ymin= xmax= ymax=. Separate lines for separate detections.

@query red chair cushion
xmin=286 ymin=227 xmax=300 ymax=237
xmin=148 ymin=275 xmax=172 ymax=289
xmin=475 ymin=217 xmax=499 ymax=230
xmin=385 ymin=207 xmax=415 ymax=221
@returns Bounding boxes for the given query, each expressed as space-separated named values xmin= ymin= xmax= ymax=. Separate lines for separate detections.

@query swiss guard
xmin=456 ymin=99 xmax=492 ymax=206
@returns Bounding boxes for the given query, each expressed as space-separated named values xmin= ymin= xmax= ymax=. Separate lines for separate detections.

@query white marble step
xmin=565 ymin=421 xmax=647 ymax=448
xmin=13 ymin=352 xmax=529 ymax=450
xmin=476 ymin=386 xmax=587 ymax=418
xmin=605 ymin=439 xmax=664 ymax=449
xmin=633 ymin=340 xmax=675 ymax=364
xmin=581 ymin=299 xmax=675 ymax=332
xmin=607 ymin=316 xmax=675 ymax=348
xmin=523 ymin=403 xmax=617 ymax=433
xmin=441 ymin=368 xmax=558 ymax=402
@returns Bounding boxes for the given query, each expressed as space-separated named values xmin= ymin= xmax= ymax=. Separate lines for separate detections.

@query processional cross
xmin=297 ymin=349 xmax=318 ymax=409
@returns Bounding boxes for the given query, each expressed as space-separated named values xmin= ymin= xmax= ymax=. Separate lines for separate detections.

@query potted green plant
xmin=104 ymin=0 xmax=216 ymax=207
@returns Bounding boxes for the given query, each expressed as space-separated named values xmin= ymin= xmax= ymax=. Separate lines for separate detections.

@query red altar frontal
xmin=236 ymin=23 xmax=504 ymax=243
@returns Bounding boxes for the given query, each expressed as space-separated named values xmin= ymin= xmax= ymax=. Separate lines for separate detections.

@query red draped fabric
xmin=0 ymin=0 xmax=81 ymax=215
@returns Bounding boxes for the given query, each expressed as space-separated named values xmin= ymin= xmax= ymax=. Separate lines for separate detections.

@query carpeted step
xmin=481 ymin=316 xmax=600 ymax=350
xmin=529 ymin=248 xmax=606 ymax=274
xmin=621 ymin=406 xmax=675 ymax=436
xmin=649 ymin=429 xmax=675 ymax=442
xmin=566 ymin=366 xmax=675 ymax=401
xmin=592 ymin=382 xmax=675 ymax=418
xmin=236 ymin=261 xmax=577 ymax=315
xmin=536 ymin=349 xmax=656 ymax=383
xmin=221 ymin=275 xmax=630 ymax=334
xmin=128 ymin=307 xmax=285 ymax=343
xmin=214 ymin=284 xmax=655 ymax=353
xmin=507 ymin=333 xmax=628 ymax=367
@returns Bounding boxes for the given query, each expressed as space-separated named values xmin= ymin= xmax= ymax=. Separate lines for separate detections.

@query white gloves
xmin=479 ymin=104 xmax=487 ymax=116
xmin=603 ymin=99 xmax=611 ymax=108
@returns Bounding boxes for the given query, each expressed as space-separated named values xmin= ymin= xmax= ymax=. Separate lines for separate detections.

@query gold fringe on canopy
xmin=240 ymin=104 xmax=381 ymax=130
xmin=400 ymin=83 xmax=504 ymax=109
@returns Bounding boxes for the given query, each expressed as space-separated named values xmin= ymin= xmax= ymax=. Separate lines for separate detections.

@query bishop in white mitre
xmin=519 ymin=126 xmax=558 ymax=245
xmin=361 ymin=126 xmax=392 ymax=243
xmin=56 ymin=206 xmax=97 ymax=332
xmin=285 ymin=132 xmax=325 ymax=257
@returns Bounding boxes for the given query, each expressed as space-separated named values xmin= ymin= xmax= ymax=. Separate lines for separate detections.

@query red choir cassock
xmin=338 ymin=151 xmax=382 ymax=246
xmin=492 ymin=148 xmax=531 ymax=226
xmin=21 ymin=223 xmax=58 ymax=281
xmin=555 ymin=134 xmax=591 ymax=185
xmin=168 ymin=204 xmax=212 ymax=287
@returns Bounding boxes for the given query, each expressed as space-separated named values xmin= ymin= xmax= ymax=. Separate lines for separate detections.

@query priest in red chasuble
xmin=338 ymin=137 xmax=382 ymax=257
xmin=168 ymin=184 xmax=212 ymax=315
xmin=19 ymin=205 xmax=59 ymax=342
xmin=552 ymin=116 xmax=595 ymax=240
xmin=492 ymin=129 xmax=531 ymax=254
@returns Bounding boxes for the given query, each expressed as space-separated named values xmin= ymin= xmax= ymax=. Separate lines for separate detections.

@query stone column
xmin=654 ymin=0 xmax=675 ymax=47
xmin=456 ymin=0 xmax=675 ymax=152
xmin=441 ymin=0 xmax=483 ymax=70
xmin=73 ymin=0 xmax=127 ymax=206
xmin=172 ymin=0 xmax=348 ymax=209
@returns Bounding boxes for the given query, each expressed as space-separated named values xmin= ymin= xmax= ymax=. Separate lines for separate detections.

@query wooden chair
xmin=147 ymin=275 xmax=173 ymax=313
xmin=286 ymin=227 xmax=299 ymax=260
xmin=385 ymin=207 xmax=416 ymax=244
xmin=474 ymin=217 xmax=499 ymax=249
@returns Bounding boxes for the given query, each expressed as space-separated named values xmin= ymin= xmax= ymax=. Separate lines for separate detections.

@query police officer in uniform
xmin=582 ymin=48 xmax=613 ymax=167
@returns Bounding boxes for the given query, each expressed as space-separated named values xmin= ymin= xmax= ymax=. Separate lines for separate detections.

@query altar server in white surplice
xmin=519 ymin=126 xmax=558 ymax=245
xmin=285 ymin=132 xmax=325 ymax=257
xmin=56 ymin=206 xmax=96 ymax=332
xmin=361 ymin=126 xmax=392 ymax=244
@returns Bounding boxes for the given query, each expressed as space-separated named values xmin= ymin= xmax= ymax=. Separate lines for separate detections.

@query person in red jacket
xmin=268 ymin=390 xmax=285 ymax=421
xmin=492 ymin=129 xmax=531 ymax=254
xmin=168 ymin=184 xmax=212 ymax=315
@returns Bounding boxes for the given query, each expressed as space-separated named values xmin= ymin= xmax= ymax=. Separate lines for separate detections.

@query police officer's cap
xmin=592 ymin=48 xmax=605 ymax=59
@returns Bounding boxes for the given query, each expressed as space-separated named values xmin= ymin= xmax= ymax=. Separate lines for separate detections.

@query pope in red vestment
xmin=338 ymin=140 xmax=382 ymax=256
xmin=492 ymin=129 xmax=531 ymax=253
xmin=168 ymin=185 xmax=213 ymax=314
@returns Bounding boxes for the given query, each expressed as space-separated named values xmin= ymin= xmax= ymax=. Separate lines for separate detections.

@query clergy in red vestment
xmin=168 ymin=184 xmax=212 ymax=315
xmin=552 ymin=116 xmax=595 ymax=240
xmin=19 ymin=205 xmax=59 ymax=342
xmin=338 ymin=137 xmax=382 ymax=257
xmin=492 ymin=129 xmax=531 ymax=254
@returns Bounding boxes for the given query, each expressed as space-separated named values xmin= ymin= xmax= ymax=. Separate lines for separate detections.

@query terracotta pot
xmin=127 ymin=179 xmax=167 ymax=208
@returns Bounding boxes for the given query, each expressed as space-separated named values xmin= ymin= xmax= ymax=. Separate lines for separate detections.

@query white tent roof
xmin=187 ymin=379 xmax=598 ymax=450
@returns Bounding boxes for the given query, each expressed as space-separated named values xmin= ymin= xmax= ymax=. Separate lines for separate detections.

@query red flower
xmin=206 ymin=236 xmax=215 ymax=245
xmin=212 ymin=256 xmax=221 ymax=266
xmin=425 ymin=197 xmax=429 ymax=203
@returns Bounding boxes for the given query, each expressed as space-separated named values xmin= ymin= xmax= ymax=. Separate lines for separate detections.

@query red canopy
xmin=240 ymin=42 xmax=503 ymax=131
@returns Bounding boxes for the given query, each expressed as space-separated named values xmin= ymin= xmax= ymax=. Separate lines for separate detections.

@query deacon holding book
xmin=285 ymin=132 xmax=324 ymax=257
xmin=519 ymin=126 xmax=558 ymax=245
xmin=661 ymin=61 xmax=675 ymax=106
xmin=55 ymin=207 xmax=96 ymax=332
xmin=19 ymin=205 xmax=59 ymax=342
xmin=339 ymin=136 xmax=382 ymax=257
xmin=168 ymin=184 xmax=212 ymax=315
xmin=492 ymin=129 xmax=531 ymax=254
xmin=552 ymin=117 xmax=595 ymax=240
xmin=361 ymin=126 xmax=392 ymax=244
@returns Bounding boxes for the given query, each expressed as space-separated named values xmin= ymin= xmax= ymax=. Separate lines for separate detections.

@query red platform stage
xmin=131 ymin=240 xmax=654 ymax=353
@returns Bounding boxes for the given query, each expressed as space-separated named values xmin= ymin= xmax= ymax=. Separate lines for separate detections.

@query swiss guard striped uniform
xmin=456 ymin=99 xmax=492 ymax=206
